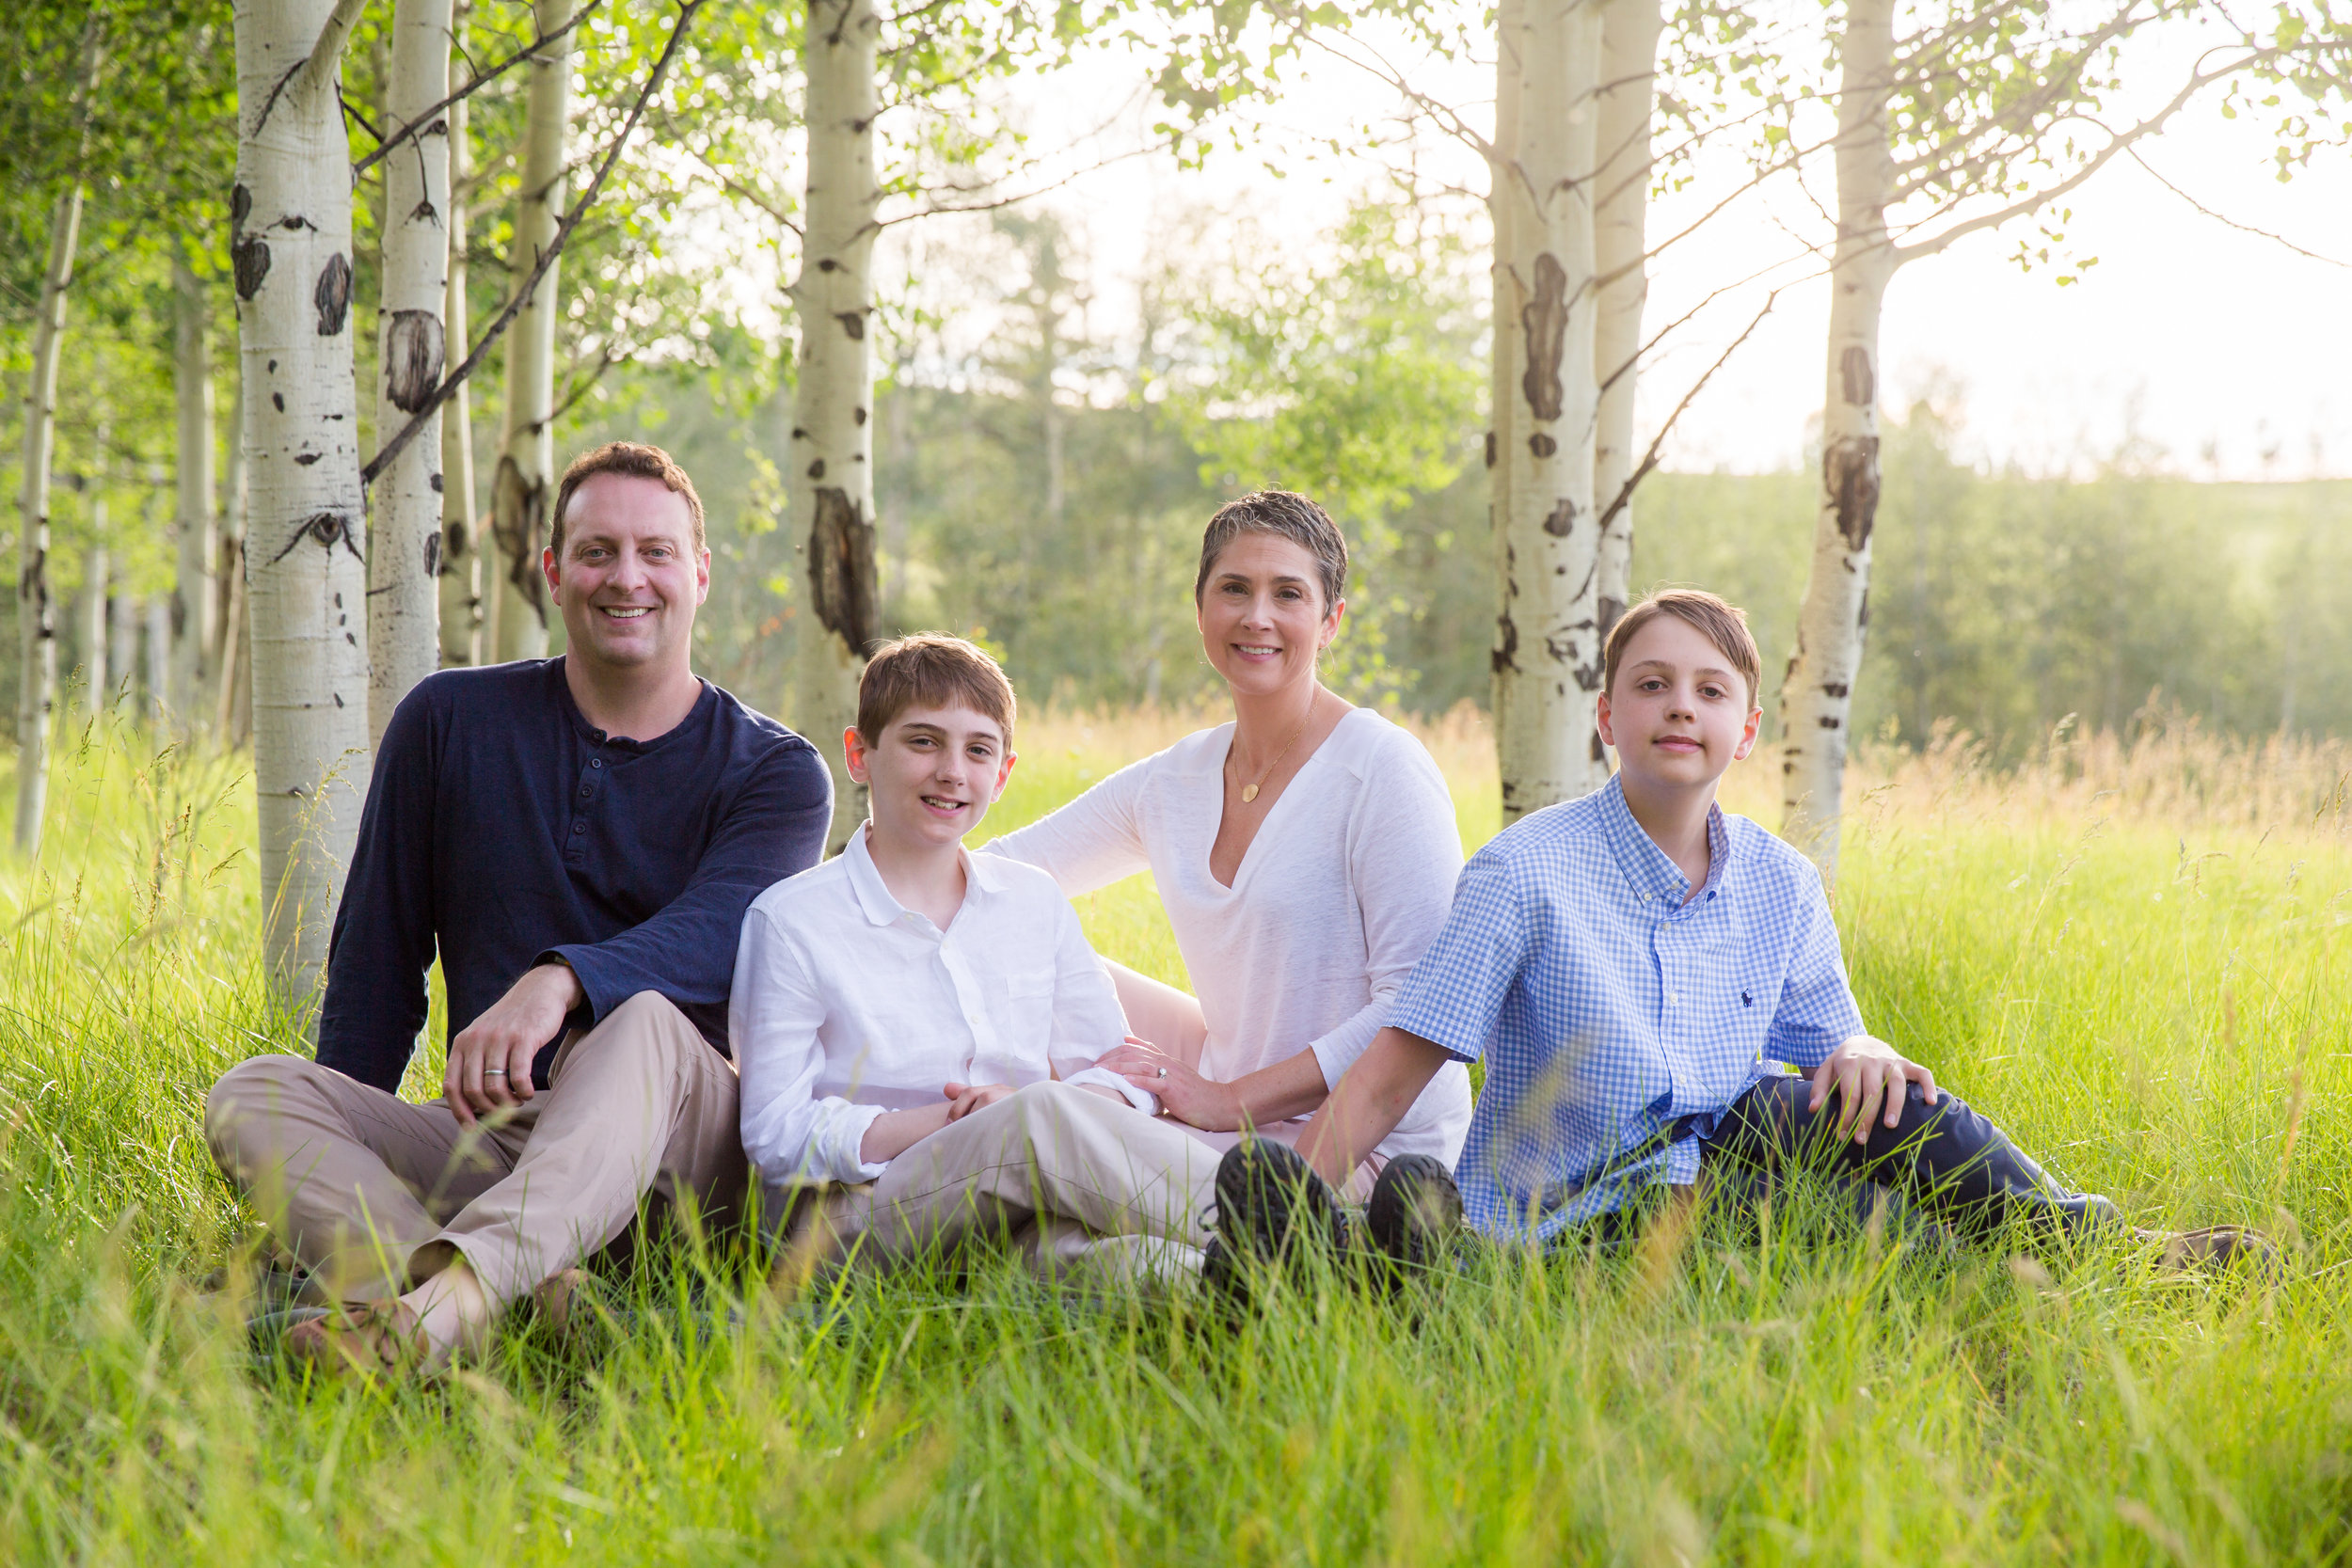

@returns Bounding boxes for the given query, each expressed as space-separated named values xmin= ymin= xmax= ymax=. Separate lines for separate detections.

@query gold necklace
xmin=1233 ymin=712 xmax=1311 ymax=803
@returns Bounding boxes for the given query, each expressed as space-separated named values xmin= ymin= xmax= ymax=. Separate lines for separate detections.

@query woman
xmin=989 ymin=491 xmax=1472 ymax=1184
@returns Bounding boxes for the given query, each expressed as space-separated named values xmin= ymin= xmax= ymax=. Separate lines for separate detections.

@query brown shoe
xmin=2140 ymin=1225 xmax=2280 ymax=1277
xmin=283 ymin=1298 xmax=426 ymax=1381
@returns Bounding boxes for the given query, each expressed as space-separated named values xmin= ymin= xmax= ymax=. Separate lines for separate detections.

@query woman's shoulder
xmin=1320 ymin=707 xmax=1450 ymax=789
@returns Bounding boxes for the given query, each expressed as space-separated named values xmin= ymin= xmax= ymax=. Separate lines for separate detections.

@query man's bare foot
xmin=398 ymin=1257 xmax=496 ymax=1370
xmin=533 ymin=1268 xmax=593 ymax=1338
xmin=283 ymin=1298 xmax=424 ymax=1380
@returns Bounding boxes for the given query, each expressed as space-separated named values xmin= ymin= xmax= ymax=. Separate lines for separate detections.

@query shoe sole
xmin=1365 ymin=1153 xmax=1462 ymax=1273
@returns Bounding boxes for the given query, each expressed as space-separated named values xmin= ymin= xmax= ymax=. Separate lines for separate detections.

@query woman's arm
xmin=984 ymin=751 xmax=1156 ymax=895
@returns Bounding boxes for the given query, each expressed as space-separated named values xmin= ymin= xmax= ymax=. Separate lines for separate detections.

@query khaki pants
xmin=784 ymin=1081 xmax=1222 ymax=1291
xmin=205 ymin=990 xmax=748 ymax=1309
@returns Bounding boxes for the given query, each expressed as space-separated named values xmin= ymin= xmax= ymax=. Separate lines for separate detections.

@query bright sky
xmin=888 ymin=7 xmax=2352 ymax=483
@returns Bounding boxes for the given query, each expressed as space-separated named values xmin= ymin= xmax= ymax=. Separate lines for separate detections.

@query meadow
xmin=0 ymin=705 xmax=2346 ymax=1564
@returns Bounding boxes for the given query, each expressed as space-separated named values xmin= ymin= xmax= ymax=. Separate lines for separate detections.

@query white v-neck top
xmin=988 ymin=707 xmax=1474 ymax=1164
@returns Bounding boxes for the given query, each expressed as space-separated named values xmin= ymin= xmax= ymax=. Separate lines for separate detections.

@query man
xmin=207 ymin=441 xmax=833 ymax=1375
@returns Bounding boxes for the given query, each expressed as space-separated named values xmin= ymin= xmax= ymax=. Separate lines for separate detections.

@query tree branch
xmin=362 ymin=0 xmax=706 ymax=487
xmin=2125 ymin=144 xmax=2351 ymax=267
xmin=1595 ymin=289 xmax=1781 ymax=535
xmin=352 ymin=0 xmax=607 ymax=179
xmin=283 ymin=0 xmax=372 ymax=119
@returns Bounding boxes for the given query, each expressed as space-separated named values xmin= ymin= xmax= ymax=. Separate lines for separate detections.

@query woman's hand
xmin=1099 ymin=1036 xmax=1244 ymax=1132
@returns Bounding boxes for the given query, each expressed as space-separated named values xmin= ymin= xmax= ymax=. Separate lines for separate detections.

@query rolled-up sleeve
xmin=1303 ymin=746 xmax=1464 ymax=1088
xmin=731 ymin=902 xmax=887 ymax=1185
xmin=1387 ymin=848 xmax=1534 ymax=1066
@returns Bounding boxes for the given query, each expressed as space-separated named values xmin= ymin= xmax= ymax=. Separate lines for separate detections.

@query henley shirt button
xmin=572 ymin=821 xmax=585 ymax=834
xmin=590 ymin=759 xmax=602 ymax=768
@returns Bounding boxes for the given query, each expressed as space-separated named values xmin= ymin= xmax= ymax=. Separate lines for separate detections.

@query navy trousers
xmin=1696 ymin=1074 xmax=2121 ymax=1242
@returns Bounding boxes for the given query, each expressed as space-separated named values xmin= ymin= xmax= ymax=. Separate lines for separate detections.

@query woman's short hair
xmin=1192 ymin=491 xmax=1349 ymax=612
xmin=857 ymin=633 xmax=1016 ymax=748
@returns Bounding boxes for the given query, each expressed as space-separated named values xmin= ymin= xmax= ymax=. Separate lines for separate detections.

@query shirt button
xmin=590 ymin=759 xmax=603 ymax=769
xmin=1667 ymin=990 xmax=1678 ymax=1005
xmin=579 ymin=785 xmax=592 ymax=798
xmin=572 ymin=821 xmax=586 ymax=834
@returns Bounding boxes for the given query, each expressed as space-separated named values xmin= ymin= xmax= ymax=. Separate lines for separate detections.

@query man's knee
xmin=581 ymin=991 xmax=697 ymax=1058
xmin=204 ymin=1053 xmax=325 ymax=1168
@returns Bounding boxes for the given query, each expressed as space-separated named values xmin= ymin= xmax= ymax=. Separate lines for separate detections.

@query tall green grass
xmin=0 ymin=708 xmax=2345 ymax=1564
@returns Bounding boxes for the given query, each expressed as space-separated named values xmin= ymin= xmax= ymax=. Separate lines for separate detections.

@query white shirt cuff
xmin=1064 ymin=1066 xmax=1156 ymax=1115
xmin=815 ymin=1101 xmax=893 ymax=1184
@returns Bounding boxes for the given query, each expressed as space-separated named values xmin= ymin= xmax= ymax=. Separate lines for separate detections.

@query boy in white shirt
xmin=731 ymin=634 xmax=1219 ymax=1285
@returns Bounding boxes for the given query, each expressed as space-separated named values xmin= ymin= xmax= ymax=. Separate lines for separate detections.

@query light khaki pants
xmin=205 ymin=990 xmax=748 ymax=1309
xmin=784 ymin=1081 xmax=1222 ymax=1290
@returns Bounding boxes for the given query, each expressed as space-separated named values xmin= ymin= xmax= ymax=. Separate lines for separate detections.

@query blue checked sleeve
xmin=1386 ymin=848 xmax=1534 ymax=1065
xmin=1763 ymin=866 xmax=1866 ymax=1069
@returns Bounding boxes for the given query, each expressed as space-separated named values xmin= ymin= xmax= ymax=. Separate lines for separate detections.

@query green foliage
xmin=0 ymin=723 xmax=2348 ymax=1561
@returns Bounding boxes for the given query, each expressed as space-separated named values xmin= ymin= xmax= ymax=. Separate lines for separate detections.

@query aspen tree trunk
xmin=368 ymin=0 xmax=454 ymax=740
xmin=15 ymin=172 xmax=88 ymax=852
xmin=790 ymin=0 xmax=881 ymax=852
xmin=234 ymin=0 xmax=374 ymax=1015
xmin=489 ymin=0 xmax=574 ymax=662
xmin=145 ymin=596 xmax=171 ymax=723
xmin=110 ymin=593 xmax=141 ymax=716
xmin=1489 ymin=0 xmax=1608 ymax=823
xmin=437 ymin=45 xmax=483 ymax=668
xmin=170 ymin=252 xmax=218 ymax=730
xmin=81 ymin=547 xmax=108 ymax=719
xmin=1778 ymin=0 xmax=1897 ymax=882
xmin=1592 ymin=0 xmax=1661 ymax=656
xmin=215 ymin=377 xmax=248 ymax=732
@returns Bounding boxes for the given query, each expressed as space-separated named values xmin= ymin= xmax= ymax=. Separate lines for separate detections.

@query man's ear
xmin=842 ymin=725 xmax=870 ymax=785
xmin=541 ymin=545 xmax=561 ymax=605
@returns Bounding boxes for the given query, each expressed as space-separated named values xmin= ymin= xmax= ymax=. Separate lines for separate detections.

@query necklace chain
xmin=1232 ymin=711 xmax=1312 ymax=804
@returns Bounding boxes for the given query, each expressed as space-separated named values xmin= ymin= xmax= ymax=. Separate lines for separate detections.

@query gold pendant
xmin=1241 ymin=784 xmax=1260 ymax=803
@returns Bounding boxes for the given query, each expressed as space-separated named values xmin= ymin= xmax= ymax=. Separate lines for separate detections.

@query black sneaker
xmin=1206 ymin=1140 xmax=1347 ymax=1307
xmin=1363 ymin=1154 xmax=1462 ymax=1280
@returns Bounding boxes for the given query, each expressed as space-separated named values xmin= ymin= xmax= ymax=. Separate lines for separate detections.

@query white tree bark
xmin=110 ymin=591 xmax=142 ymax=717
xmin=368 ymin=0 xmax=454 ymax=742
xmin=81 ymin=546 xmax=107 ymax=719
xmin=14 ymin=174 xmax=87 ymax=852
xmin=214 ymin=376 xmax=249 ymax=736
xmin=145 ymin=594 xmax=171 ymax=723
xmin=489 ymin=0 xmax=574 ymax=662
xmin=1778 ymin=0 xmax=1897 ymax=882
xmin=170 ymin=251 xmax=219 ymax=731
xmin=1490 ymin=0 xmax=1607 ymax=824
xmin=1592 ymin=0 xmax=1661 ymax=655
xmin=437 ymin=47 xmax=483 ymax=668
xmin=234 ymin=0 xmax=373 ymax=1016
xmin=790 ymin=0 xmax=882 ymax=853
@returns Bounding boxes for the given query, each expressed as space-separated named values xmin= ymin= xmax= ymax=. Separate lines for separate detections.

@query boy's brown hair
xmin=548 ymin=441 xmax=707 ymax=556
xmin=1602 ymin=589 xmax=1762 ymax=707
xmin=857 ymin=634 xmax=1017 ymax=748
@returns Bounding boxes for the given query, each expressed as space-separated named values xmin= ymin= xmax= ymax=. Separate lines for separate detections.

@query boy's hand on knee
xmin=444 ymin=962 xmax=584 ymax=1125
xmin=943 ymin=1082 xmax=1013 ymax=1123
xmin=1809 ymin=1036 xmax=1940 ymax=1145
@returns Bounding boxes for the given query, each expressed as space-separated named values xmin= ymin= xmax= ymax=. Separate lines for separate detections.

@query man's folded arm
xmin=315 ymin=687 xmax=442 ymax=1092
xmin=545 ymin=740 xmax=833 ymax=1030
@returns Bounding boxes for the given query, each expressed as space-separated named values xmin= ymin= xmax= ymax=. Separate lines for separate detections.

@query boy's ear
xmin=1594 ymin=691 xmax=1616 ymax=750
xmin=842 ymin=724 xmax=871 ymax=785
xmin=989 ymin=748 xmax=1017 ymax=802
xmin=1732 ymin=705 xmax=1761 ymax=762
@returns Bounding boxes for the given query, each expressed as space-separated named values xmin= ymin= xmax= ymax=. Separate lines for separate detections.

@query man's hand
xmin=443 ymin=962 xmax=584 ymax=1126
xmin=1098 ymin=1036 xmax=1243 ymax=1132
xmin=1808 ymin=1035 xmax=1940 ymax=1145
xmin=943 ymin=1082 xmax=1014 ymax=1122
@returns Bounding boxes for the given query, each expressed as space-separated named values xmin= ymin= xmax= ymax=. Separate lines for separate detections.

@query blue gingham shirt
xmin=1389 ymin=775 xmax=1865 ymax=1242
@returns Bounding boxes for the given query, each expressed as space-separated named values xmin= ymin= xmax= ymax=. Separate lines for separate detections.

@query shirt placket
xmin=935 ymin=922 xmax=995 ymax=1069
xmin=566 ymin=747 xmax=610 ymax=864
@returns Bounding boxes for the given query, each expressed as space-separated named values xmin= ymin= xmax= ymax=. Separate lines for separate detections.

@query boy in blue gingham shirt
xmin=1213 ymin=591 xmax=2267 ymax=1273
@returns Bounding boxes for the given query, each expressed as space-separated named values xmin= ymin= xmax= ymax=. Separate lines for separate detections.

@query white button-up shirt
xmin=731 ymin=825 xmax=1150 ymax=1186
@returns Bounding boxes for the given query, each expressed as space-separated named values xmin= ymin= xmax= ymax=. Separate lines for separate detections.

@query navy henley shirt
xmin=316 ymin=657 xmax=834 ymax=1093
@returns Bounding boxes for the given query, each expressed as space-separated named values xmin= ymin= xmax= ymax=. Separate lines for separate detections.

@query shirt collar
xmin=843 ymin=824 xmax=999 ymax=927
xmin=1597 ymin=773 xmax=1734 ymax=910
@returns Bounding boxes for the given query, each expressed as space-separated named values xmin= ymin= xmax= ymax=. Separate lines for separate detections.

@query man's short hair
xmin=857 ymin=634 xmax=1017 ymax=748
xmin=1192 ymin=490 xmax=1350 ymax=611
xmin=548 ymin=441 xmax=707 ymax=557
xmin=1603 ymin=588 xmax=1763 ymax=708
